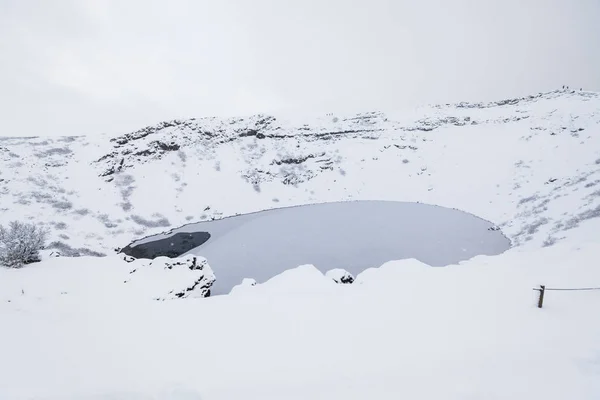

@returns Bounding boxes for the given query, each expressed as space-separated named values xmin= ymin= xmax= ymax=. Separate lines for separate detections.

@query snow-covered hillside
xmin=2 ymin=89 xmax=600 ymax=399
xmin=1 ymin=89 xmax=599 ymax=256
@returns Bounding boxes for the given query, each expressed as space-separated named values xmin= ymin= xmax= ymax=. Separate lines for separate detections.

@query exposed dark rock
xmin=100 ymin=166 xmax=115 ymax=177
xmin=134 ymin=149 xmax=154 ymax=157
xmin=326 ymin=269 xmax=355 ymax=284
xmin=96 ymin=152 xmax=118 ymax=162
xmin=273 ymin=154 xmax=316 ymax=165
xmin=239 ymin=129 xmax=258 ymax=137
xmin=127 ymin=255 xmax=215 ymax=298
xmin=273 ymin=152 xmax=326 ymax=166
xmin=154 ymin=141 xmax=180 ymax=151
xmin=161 ymin=256 xmax=214 ymax=298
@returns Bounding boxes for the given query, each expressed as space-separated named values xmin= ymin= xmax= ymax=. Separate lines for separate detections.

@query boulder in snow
xmin=128 ymin=255 xmax=216 ymax=299
xmin=122 ymin=254 xmax=136 ymax=263
xmin=325 ymin=268 xmax=355 ymax=284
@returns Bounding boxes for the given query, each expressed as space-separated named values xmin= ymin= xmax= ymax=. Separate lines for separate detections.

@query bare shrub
xmin=525 ymin=217 xmax=549 ymax=234
xmin=585 ymin=180 xmax=600 ymax=188
xmin=98 ymin=214 xmax=118 ymax=228
xmin=131 ymin=214 xmax=171 ymax=228
xmin=0 ymin=221 xmax=48 ymax=268
xmin=27 ymin=176 xmax=48 ymax=187
xmin=57 ymin=136 xmax=77 ymax=143
xmin=51 ymin=200 xmax=73 ymax=210
xmin=518 ymin=194 xmax=539 ymax=205
xmin=563 ymin=204 xmax=600 ymax=230
xmin=47 ymin=241 xmax=105 ymax=257
xmin=53 ymin=222 xmax=68 ymax=230
xmin=115 ymin=174 xmax=135 ymax=188
xmin=36 ymin=147 xmax=73 ymax=157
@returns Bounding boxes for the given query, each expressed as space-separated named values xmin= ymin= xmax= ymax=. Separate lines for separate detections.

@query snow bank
xmin=0 ymin=254 xmax=215 ymax=303
xmin=2 ymin=240 xmax=600 ymax=399
xmin=256 ymin=264 xmax=336 ymax=294
xmin=229 ymin=278 xmax=257 ymax=295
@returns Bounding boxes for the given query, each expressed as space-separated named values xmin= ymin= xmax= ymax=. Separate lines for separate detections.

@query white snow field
xmin=126 ymin=200 xmax=510 ymax=294
xmin=1 ymin=237 xmax=600 ymax=399
xmin=1 ymin=89 xmax=600 ymax=399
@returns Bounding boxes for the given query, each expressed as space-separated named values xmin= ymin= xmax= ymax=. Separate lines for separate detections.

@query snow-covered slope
xmin=1 ymin=238 xmax=600 ymax=399
xmin=1 ymin=89 xmax=599 ymax=256
xmin=2 ymin=89 xmax=600 ymax=399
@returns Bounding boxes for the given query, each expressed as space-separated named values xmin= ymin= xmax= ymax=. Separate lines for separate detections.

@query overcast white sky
xmin=1 ymin=0 xmax=599 ymax=137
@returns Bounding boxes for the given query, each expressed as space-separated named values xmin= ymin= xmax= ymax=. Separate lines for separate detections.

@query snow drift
xmin=1 ymin=238 xmax=600 ymax=399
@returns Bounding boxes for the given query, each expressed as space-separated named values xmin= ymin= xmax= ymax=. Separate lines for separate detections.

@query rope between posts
xmin=533 ymin=284 xmax=600 ymax=308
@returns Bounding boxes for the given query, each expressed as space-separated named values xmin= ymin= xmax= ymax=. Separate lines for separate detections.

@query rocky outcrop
xmin=325 ymin=268 xmax=355 ymax=284
xmin=126 ymin=255 xmax=216 ymax=299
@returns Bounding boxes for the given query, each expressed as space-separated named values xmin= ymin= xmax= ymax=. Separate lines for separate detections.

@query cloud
xmin=0 ymin=0 xmax=599 ymax=137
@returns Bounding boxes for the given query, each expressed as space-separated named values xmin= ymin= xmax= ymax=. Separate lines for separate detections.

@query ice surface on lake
xmin=127 ymin=201 xmax=510 ymax=294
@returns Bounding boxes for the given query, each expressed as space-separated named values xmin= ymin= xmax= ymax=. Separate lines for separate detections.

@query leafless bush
xmin=47 ymin=241 xmax=105 ymax=257
xmin=51 ymin=200 xmax=73 ymax=210
xmin=131 ymin=214 xmax=171 ymax=228
xmin=0 ymin=221 xmax=48 ymax=268
xmin=35 ymin=147 xmax=73 ymax=158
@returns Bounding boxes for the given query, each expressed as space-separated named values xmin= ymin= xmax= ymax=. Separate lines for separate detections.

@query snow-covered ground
xmin=1 ymin=236 xmax=600 ymax=399
xmin=1 ymin=89 xmax=600 ymax=399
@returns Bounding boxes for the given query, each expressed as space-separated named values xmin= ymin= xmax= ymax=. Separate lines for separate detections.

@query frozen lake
xmin=122 ymin=201 xmax=511 ymax=294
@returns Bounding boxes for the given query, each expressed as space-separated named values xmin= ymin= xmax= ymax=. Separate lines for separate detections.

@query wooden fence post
xmin=537 ymin=285 xmax=545 ymax=308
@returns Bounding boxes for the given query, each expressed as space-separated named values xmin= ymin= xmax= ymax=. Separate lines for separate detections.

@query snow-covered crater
xmin=122 ymin=200 xmax=510 ymax=294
